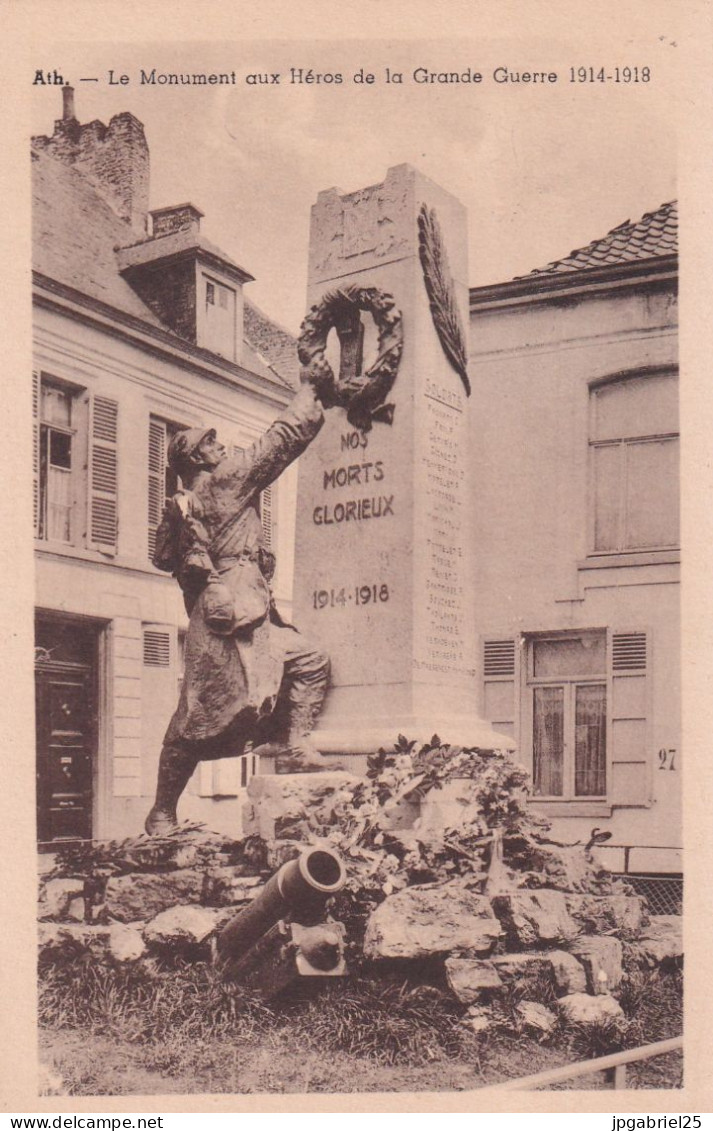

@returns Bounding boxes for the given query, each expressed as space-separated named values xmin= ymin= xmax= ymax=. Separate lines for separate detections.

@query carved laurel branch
xmin=417 ymin=204 xmax=471 ymax=397
xmin=298 ymin=284 xmax=404 ymax=432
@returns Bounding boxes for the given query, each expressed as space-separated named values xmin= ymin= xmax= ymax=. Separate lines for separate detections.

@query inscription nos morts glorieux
xmin=313 ymin=495 xmax=395 ymax=524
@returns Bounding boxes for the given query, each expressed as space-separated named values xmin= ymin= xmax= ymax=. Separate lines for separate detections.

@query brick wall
xmin=126 ymin=259 xmax=198 ymax=342
xmin=32 ymin=112 xmax=149 ymax=234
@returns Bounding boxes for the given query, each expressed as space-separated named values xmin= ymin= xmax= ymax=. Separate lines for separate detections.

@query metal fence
xmin=621 ymin=873 xmax=683 ymax=916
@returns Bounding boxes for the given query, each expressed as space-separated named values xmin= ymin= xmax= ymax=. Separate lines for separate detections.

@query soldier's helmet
xmin=167 ymin=427 xmax=216 ymax=476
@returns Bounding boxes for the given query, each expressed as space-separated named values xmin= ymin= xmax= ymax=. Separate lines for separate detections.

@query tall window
xmin=590 ymin=371 xmax=679 ymax=553
xmin=528 ymin=632 xmax=607 ymax=799
xmin=37 ymin=382 xmax=74 ymax=543
xmin=203 ymin=274 xmax=237 ymax=360
xmin=33 ymin=374 xmax=119 ymax=554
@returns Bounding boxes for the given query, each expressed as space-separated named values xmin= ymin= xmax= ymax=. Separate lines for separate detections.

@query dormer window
xmin=202 ymin=273 xmax=237 ymax=360
xmin=117 ymin=202 xmax=253 ymax=363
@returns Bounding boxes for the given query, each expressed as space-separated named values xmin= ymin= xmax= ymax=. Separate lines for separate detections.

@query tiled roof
xmin=117 ymin=229 xmax=254 ymax=283
xmin=526 ymin=201 xmax=677 ymax=277
xmin=32 ymin=147 xmax=298 ymax=390
xmin=243 ymin=300 xmax=300 ymax=390
xmin=32 ymin=149 xmax=166 ymax=327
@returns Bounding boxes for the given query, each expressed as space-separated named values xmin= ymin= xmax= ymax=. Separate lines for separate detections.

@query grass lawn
xmin=38 ymin=959 xmax=683 ymax=1096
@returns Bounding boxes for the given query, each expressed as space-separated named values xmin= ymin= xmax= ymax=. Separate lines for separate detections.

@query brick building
xmin=33 ymin=89 xmax=301 ymax=844
xmin=470 ymin=202 xmax=681 ymax=891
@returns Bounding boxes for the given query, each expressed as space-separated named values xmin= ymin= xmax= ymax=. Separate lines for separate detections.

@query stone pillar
xmin=293 ymin=164 xmax=512 ymax=757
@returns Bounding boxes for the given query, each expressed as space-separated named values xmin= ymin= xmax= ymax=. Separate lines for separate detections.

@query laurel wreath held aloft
xmin=417 ymin=204 xmax=471 ymax=396
xmin=298 ymin=285 xmax=404 ymax=432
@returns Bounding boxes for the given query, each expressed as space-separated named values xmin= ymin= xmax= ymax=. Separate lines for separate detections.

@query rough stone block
xmin=558 ymin=992 xmax=625 ymax=1027
xmin=631 ymin=915 xmax=683 ymax=967
xmin=516 ymin=1001 xmax=557 ymax=1035
xmin=38 ymin=878 xmax=84 ymax=921
xmin=108 ymin=924 xmax=146 ymax=963
xmin=104 ymin=869 xmax=204 ymax=922
xmin=491 ymin=949 xmax=587 ymax=996
xmin=444 ymin=958 xmax=503 ymax=1003
xmin=490 ymin=890 xmax=578 ymax=947
xmin=570 ymin=935 xmax=624 ymax=993
xmin=143 ymin=905 xmax=219 ymax=949
xmin=364 ymin=881 xmax=503 ymax=959
xmin=545 ymin=949 xmax=588 ymax=995
xmin=242 ymin=772 xmax=362 ymax=840
xmin=566 ymin=894 xmax=649 ymax=939
xmin=38 ymin=922 xmax=111 ymax=956
xmin=201 ymin=868 xmax=265 ymax=907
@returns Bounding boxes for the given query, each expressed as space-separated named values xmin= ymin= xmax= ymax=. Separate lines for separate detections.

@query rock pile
xmin=38 ymin=743 xmax=683 ymax=1033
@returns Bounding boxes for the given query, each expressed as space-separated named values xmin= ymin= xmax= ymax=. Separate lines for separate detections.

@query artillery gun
xmin=215 ymin=846 xmax=347 ymax=996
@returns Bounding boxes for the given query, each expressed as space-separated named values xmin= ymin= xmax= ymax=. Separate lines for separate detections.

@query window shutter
xmin=260 ymin=485 xmax=273 ymax=550
xmin=610 ymin=630 xmax=649 ymax=806
xmin=484 ymin=639 xmax=516 ymax=677
xmin=612 ymin=632 xmax=647 ymax=672
xmin=32 ymin=371 xmax=40 ymax=536
xmin=143 ymin=628 xmax=171 ymax=667
xmin=148 ymin=419 xmax=167 ymax=561
xmin=88 ymin=396 xmax=118 ymax=553
xmin=482 ymin=637 xmax=517 ymax=738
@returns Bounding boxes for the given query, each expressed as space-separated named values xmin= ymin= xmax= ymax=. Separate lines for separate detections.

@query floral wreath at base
xmin=298 ymin=284 xmax=404 ymax=432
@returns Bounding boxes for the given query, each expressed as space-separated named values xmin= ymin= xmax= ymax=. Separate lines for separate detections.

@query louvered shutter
xmin=32 ymin=371 xmax=40 ymax=536
xmin=88 ymin=396 xmax=118 ymax=553
xmin=610 ymin=630 xmax=649 ymax=806
xmin=260 ymin=485 xmax=273 ymax=551
xmin=148 ymin=419 xmax=167 ymax=561
xmin=143 ymin=628 xmax=171 ymax=667
xmin=482 ymin=638 xmax=517 ymax=738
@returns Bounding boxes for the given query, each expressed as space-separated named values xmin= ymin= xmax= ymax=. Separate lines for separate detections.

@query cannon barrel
xmin=216 ymin=846 xmax=346 ymax=966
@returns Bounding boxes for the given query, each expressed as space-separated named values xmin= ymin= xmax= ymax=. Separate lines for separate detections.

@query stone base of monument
xmin=312 ymin=714 xmax=516 ymax=754
xmin=242 ymin=772 xmax=362 ymax=840
xmin=258 ymin=715 xmax=515 ymax=778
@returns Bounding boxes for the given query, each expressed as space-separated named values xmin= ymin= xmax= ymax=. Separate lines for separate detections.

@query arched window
xmin=589 ymin=371 xmax=679 ymax=553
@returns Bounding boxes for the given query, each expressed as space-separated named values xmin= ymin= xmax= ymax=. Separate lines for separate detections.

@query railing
xmin=594 ymin=844 xmax=683 ymax=915
xmin=478 ymin=1036 xmax=683 ymax=1092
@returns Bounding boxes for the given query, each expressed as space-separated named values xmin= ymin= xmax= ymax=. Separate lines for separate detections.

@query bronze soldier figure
xmin=145 ymin=380 xmax=336 ymax=836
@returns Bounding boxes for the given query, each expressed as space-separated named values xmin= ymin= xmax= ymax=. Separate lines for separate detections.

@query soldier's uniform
xmin=145 ymin=386 xmax=331 ymax=835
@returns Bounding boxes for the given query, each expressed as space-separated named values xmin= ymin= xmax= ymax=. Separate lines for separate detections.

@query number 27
xmin=658 ymin=748 xmax=677 ymax=770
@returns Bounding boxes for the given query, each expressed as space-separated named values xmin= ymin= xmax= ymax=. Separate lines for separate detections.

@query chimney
xmin=150 ymin=203 xmax=204 ymax=238
xmin=62 ymin=85 xmax=76 ymax=121
xmin=31 ymin=91 xmax=150 ymax=236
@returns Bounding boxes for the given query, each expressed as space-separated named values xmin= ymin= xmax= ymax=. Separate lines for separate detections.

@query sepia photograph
xmin=6 ymin=6 xmax=707 ymax=1111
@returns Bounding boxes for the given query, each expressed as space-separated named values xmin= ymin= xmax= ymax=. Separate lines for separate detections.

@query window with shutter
xmin=482 ymin=638 xmax=517 ymax=739
xmin=525 ymin=632 xmax=607 ymax=800
xmin=610 ymin=630 xmax=649 ymax=806
xmin=519 ymin=629 xmax=650 ymax=808
xmin=88 ymin=396 xmax=119 ymax=553
xmin=35 ymin=373 xmax=87 ymax=547
xmin=260 ymin=485 xmax=273 ymax=551
xmin=148 ymin=416 xmax=185 ymax=563
xmin=147 ymin=419 xmax=167 ymax=561
xmin=232 ymin=443 xmax=273 ymax=551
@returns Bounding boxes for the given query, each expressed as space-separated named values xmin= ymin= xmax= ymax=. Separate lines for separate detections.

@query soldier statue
xmin=145 ymin=377 xmax=337 ymax=836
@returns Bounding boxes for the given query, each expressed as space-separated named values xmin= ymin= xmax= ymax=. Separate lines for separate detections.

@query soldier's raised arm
xmin=209 ymin=380 xmax=330 ymax=504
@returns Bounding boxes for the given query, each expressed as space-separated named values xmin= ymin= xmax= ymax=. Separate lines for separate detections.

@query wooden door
xmin=36 ymin=663 xmax=94 ymax=843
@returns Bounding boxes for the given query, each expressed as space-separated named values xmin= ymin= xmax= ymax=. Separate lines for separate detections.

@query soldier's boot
xmin=145 ymin=742 xmax=199 ymax=835
xmin=277 ymin=701 xmax=346 ymax=774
